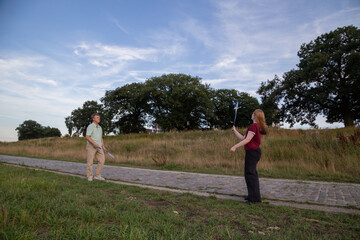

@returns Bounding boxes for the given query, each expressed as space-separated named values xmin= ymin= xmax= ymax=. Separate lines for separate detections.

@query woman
xmin=230 ymin=109 xmax=267 ymax=204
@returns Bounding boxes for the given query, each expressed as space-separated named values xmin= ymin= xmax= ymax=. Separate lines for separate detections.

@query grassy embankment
xmin=0 ymin=127 xmax=359 ymax=182
xmin=1 ymin=165 xmax=359 ymax=239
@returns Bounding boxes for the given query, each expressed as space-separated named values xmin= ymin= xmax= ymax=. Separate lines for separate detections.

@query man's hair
xmin=91 ymin=113 xmax=100 ymax=119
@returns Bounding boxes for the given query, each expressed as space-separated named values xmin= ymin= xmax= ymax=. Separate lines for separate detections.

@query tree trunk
xmin=343 ymin=112 xmax=355 ymax=127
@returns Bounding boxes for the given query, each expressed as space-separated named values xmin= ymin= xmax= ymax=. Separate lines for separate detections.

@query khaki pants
xmin=86 ymin=144 xmax=105 ymax=178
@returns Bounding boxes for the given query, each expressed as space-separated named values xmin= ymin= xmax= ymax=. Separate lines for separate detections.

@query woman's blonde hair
xmin=253 ymin=109 xmax=267 ymax=135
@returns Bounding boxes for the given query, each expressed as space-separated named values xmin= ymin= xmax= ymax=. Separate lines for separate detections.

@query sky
xmin=1 ymin=0 xmax=360 ymax=141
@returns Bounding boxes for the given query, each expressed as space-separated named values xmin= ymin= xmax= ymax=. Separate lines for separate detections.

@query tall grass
xmin=1 ymin=127 xmax=359 ymax=182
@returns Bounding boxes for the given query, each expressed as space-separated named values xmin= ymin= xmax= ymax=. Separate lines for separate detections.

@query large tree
xmin=43 ymin=127 xmax=62 ymax=138
xmin=257 ymin=75 xmax=282 ymax=126
xmin=16 ymin=120 xmax=44 ymax=140
xmin=211 ymin=89 xmax=260 ymax=129
xmin=146 ymin=73 xmax=214 ymax=131
xmin=65 ymin=100 xmax=113 ymax=136
xmin=258 ymin=25 xmax=360 ymax=127
xmin=16 ymin=120 xmax=61 ymax=140
xmin=101 ymin=82 xmax=150 ymax=134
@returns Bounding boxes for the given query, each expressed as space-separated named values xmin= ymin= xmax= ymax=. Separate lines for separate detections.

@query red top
xmin=244 ymin=123 xmax=261 ymax=150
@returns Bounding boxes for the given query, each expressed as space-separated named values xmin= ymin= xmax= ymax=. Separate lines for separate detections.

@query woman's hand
xmin=230 ymin=146 xmax=237 ymax=152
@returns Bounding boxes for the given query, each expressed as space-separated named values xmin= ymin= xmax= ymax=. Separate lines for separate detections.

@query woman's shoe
xmin=245 ymin=200 xmax=261 ymax=205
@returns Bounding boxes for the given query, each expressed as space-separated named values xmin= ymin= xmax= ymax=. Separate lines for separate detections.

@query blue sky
xmin=1 ymin=0 xmax=359 ymax=141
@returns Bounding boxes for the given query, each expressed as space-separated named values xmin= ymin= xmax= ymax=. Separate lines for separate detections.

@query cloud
xmin=312 ymin=7 xmax=360 ymax=35
xmin=0 ymin=56 xmax=59 ymax=87
xmin=0 ymin=53 xmax=102 ymax=140
xmin=179 ymin=18 xmax=216 ymax=48
xmin=0 ymin=53 xmax=97 ymax=113
xmin=89 ymin=60 xmax=109 ymax=67
xmin=73 ymin=42 xmax=165 ymax=78
xmin=74 ymin=42 xmax=160 ymax=61
xmin=0 ymin=37 xmax=192 ymax=141
xmin=181 ymin=0 xmax=360 ymax=93
xmin=110 ymin=17 xmax=129 ymax=34
xmin=143 ymin=27 xmax=188 ymax=57
xmin=71 ymin=39 xmax=193 ymax=83
xmin=139 ymin=1 xmax=293 ymax=91
xmin=202 ymin=78 xmax=229 ymax=86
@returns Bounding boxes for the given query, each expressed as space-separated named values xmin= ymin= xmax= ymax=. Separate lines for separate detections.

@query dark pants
xmin=244 ymin=148 xmax=262 ymax=202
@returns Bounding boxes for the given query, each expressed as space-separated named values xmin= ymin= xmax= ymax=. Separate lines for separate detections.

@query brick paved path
xmin=1 ymin=155 xmax=359 ymax=213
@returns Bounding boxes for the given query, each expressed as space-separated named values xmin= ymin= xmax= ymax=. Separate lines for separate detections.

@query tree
xmin=101 ymin=83 xmax=150 ymax=134
xmin=257 ymin=75 xmax=282 ymax=126
xmin=146 ymin=73 xmax=214 ymax=131
xmin=258 ymin=26 xmax=360 ymax=127
xmin=43 ymin=126 xmax=62 ymax=138
xmin=16 ymin=120 xmax=62 ymax=140
xmin=65 ymin=116 xmax=74 ymax=136
xmin=236 ymin=92 xmax=261 ymax=127
xmin=16 ymin=120 xmax=44 ymax=140
xmin=211 ymin=89 xmax=260 ymax=129
xmin=65 ymin=100 xmax=113 ymax=136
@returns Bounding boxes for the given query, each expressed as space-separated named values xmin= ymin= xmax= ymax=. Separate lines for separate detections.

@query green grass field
xmin=1 ymin=127 xmax=359 ymax=182
xmin=1 ymin=164 xmax=359 ymax=239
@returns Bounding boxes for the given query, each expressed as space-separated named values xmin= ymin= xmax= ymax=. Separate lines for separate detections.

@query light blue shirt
xmin=86 ymin=123 xmax=103 ymax=147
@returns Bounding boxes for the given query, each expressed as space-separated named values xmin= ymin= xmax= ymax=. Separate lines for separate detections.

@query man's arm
xmin=101 ymin=137 xmax=107 ymax=152
xmin=86 ymin=135 xmax=100 ymax=149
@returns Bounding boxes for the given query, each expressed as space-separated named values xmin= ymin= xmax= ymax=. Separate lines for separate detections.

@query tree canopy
xmin=65 ymin=100 xmax=113 ymax=136
xmin=145 ymin=74 xmax=214 ymax=131
xmin=257 ymin=75 xmax=283 ymax=126
xmin=66 ymin=73 xmax=259 ymax=134
xmin=258 ymin=25 xmax=360 ymax=127
xmin=102 ymin=83 xmax=150 ymax=134
xmin=211 ymin=89 xmax=260 ymax=129
xmin=16 ymin=120 xmax=61 ymax=141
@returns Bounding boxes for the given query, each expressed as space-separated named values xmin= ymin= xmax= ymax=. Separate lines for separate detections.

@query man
xmin=86 ymin=113 xmax=107 ymax=181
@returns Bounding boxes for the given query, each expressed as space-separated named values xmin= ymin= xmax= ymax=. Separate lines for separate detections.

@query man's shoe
xmin=94 ymin=175 xmax=105 ymax=181
xmin=88 ymin=177 xmax=93 ymax=182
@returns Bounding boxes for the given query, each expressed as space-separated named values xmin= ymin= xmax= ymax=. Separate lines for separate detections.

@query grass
xmin=1 ymin=164 xmax=359 ymax=239
xmin=0 ymin=127 xmax=359 ymax=182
